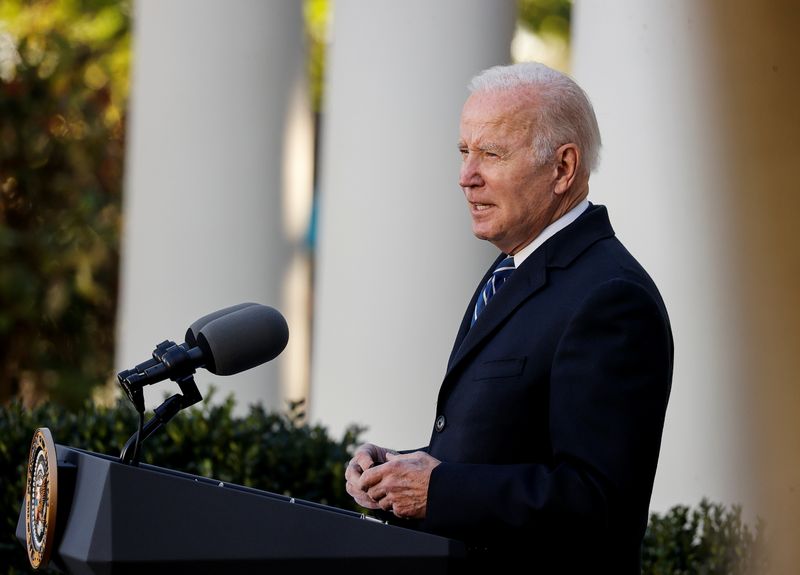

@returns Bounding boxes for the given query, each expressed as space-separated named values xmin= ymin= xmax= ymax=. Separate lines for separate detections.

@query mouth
xmin=470 ymin=201 xmax=495 ymax=214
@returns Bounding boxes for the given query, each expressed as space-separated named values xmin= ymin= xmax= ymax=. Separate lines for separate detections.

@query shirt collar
xmin=512 ymin=199 xmax=590 ymax=268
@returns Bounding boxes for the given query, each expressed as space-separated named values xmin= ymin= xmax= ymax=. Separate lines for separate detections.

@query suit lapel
xmin=446 ymin=248 xmax=547 ymax=377
xmin=444 ymin=204 xmax=615 ymax=378
xmin=446 ymin=252 xmax=504 ymax=368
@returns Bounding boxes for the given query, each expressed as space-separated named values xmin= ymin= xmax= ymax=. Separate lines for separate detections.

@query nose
xmin=459 ymin=154 xmax=483 ymax=189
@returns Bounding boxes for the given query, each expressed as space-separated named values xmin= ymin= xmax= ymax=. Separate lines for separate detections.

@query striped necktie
xmin=471 ymin=255 xmax=515 ymax=326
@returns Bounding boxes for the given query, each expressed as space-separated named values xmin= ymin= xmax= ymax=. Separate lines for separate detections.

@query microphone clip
xmin=117 ymin=340 xmax=204 ymax=413
xmin=117 ymin=341 xmax=204 ymax=465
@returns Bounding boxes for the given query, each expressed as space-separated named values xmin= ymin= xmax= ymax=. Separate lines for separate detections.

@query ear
xmin=552 ymin=143 xmax=580 ymax=196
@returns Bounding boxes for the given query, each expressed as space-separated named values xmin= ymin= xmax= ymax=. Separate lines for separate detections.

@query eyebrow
xmin=457 ymin=141 xmax=506 ymax=154
xmin=479 ymin=142 xmax=505 ymax=154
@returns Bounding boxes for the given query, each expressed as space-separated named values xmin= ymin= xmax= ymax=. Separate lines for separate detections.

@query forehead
xmin=459 ymin=88 xmax=538 ymax=142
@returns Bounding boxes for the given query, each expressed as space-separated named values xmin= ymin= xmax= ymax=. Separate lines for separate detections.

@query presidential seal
xmin=25 ymin=427 xmax=58 ymax=570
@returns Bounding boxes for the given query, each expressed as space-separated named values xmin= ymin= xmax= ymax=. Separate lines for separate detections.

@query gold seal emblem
xmin=25 ymin=428 xmax=58 ymax=570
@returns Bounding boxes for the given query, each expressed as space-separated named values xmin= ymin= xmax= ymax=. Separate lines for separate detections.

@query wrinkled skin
xmin=344 ymin=443 xmax=440 ymax=519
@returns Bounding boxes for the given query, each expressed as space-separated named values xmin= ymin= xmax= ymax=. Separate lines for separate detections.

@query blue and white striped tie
xmin=471 ymin=256 xmax=515 ymax=326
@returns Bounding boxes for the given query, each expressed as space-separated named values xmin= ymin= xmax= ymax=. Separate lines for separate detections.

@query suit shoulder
xmin=547 ymin=236 xmax=670 ymax=324
xmin=583 ymin=237 xmax=661 ymax=291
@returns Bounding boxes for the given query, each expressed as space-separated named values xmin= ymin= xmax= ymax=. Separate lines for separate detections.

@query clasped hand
xmin=344 ymin=443 xmax=440 ymax=519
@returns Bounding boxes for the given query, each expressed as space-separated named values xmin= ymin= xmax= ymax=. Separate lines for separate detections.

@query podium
xmin=17 ymin=442 xmax=465 ymax=574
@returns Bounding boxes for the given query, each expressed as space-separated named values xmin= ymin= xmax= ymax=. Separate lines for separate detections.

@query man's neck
xmin=512 ymin=199 xmax=590 ymax=268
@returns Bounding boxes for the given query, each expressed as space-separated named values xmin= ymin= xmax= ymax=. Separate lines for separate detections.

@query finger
xmin=353 ymin=494 xmax=380 ymax=510
xmin=358 ymin=463 xmax=389 ymax=490
xmin=344 ymin=460 xmax=364 ymax=482
xmin=366 ymin=485 xmax=385 ymax=501
xmin=352 ymin=452 xmax=375 ymax=472
xmin=346 ymin=481 xmax=380 ymax=510
xmin=378 ymin=494 xmax=394 ymax=512
xmin=386 ymin=450 xmax=426 ymax=462
xmin=391 ymin=502 xmax=405 ymax=518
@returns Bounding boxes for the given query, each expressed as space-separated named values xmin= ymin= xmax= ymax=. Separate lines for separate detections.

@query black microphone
xmin=184 ymin=302 xmax=259 ymax=347
xmin=118 ymin=304 xmax=289 ymax=402
xmin=194 ymin=304 xmax=289 ymax=375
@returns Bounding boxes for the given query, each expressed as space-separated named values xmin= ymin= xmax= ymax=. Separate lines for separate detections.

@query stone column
xmin=117 ymin=0 xmax=312 ymax=411
xmin=571 ymin=0 xmax=750 ymax=513
xmin=707 ymin=2 xmax=800 ymax=570
xmin=311 ymin=0 xmax=517 ymax=448
xmin=573 ymin=1 xmax=800 ymax=566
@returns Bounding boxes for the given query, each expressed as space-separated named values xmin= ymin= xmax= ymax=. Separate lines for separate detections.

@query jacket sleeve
xmin=421 ymin=278 xmax=673 ymax=544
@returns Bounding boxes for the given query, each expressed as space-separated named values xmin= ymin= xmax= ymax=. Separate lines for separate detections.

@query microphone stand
xmin=118 ymin=341 xmax=204 ymax=465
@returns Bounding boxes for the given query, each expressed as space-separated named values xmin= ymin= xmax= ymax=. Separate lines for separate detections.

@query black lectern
xmin=17 ymin=443 xmax=465 ymax=574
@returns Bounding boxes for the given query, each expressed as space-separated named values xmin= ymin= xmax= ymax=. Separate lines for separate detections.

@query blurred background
xmin=1 ymin=0 xmax=798 ymax=572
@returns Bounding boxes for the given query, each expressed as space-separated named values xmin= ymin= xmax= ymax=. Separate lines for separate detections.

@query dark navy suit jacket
xmin=419 ymin=204 xmax=673 ymax=572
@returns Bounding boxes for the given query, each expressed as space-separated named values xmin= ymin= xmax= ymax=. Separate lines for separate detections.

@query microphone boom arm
xmin=118 ymin=341 xmax=204 ymax=465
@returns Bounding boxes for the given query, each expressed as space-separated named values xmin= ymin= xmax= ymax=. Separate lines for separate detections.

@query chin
xmin=472 ymin=221 xmax=496 ymax=241
xmin=472 ymin=228 xmax=490 ymax=241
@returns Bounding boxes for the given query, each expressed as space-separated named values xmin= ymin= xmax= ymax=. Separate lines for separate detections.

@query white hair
xmin=468 ymin=62 xmax=601 ymax=173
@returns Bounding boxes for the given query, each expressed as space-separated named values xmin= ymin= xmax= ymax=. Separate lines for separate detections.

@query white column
xmin=706 ymin=2 xmax=800 ymax=570
xmin=118 ymin=0 xmax=312 ymax=411
xmin=311 ymin=0 xmax=516 ymax=448
xmin=575 ymin=2 xmax=800 ymax=566
xmin=570 ymin=0 xmax=748 ymax=514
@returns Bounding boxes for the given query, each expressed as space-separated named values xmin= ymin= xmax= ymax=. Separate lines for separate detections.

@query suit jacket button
xmin=435 ymin=415 xmax=446 ymax=432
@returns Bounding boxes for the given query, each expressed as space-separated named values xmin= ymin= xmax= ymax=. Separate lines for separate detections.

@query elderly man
xmin=345 ymin=62 xmax=673 ymax=572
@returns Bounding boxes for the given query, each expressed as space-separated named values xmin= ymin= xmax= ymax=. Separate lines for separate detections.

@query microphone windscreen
xmin=196 ymin=305 xmax=289 ymax=376
xmin=185 ymin=302 xmax=259 ymax=347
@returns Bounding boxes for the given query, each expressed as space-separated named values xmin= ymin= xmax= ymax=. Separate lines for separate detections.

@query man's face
xmin=458 ymin=89 xmax=558 ymax=255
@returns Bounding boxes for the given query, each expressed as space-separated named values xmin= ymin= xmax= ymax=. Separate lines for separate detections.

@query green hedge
xmin=643 ymin=499 xmax=768 ymax=574
xmin=1 ymin=399 xmax=767 ymax=574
